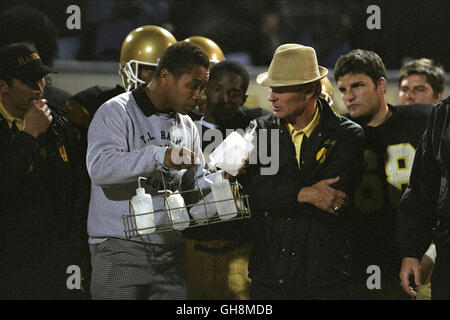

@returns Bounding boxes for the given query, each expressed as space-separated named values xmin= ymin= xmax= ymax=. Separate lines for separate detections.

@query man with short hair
xmin=87 ymin=41 xmax=210 ymax=299
xmin=67 ymin=25 xmax=177 ymax=297
xmin=334 ymin=49 xmax=433 ymax=299
xmin=240 ymin=44 xmax=365 ymax=299
xmin=0 ymin=42 xmax=81 ymax=299
xmin=190 ymin=59 xmax=269 ymax=158
xmin=398 ymin=58 xmax=445 ymax=105
xmin=183 ymin=36 xmax=225 ymax=114
xmin=184 ymin=59 xmax=269 ymax=299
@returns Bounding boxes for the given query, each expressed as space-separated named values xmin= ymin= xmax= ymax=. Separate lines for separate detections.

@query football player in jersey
xmin=398 ymin=58 xmax=445 ymax=106
xmin=184 ymin=36 xmax=270 ymax=126
xmin=333 ymin=49 xmax=433 ymax=299
xmin=184 ymin=59 xmax=270 ymax=300
xmin=179 ymin=39 xmax=267 ymax=299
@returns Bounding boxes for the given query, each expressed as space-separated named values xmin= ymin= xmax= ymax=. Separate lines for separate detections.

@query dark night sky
xmin=0 ymin=0 xmax=448 ymax=69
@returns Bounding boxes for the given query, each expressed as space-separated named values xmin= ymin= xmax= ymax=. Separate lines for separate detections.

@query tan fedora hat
xmin=257 ymin=43 xmax=328 ymax=87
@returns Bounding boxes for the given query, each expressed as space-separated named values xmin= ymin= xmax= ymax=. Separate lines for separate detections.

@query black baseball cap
xmin=0 ymin=42 xmax=57 ymax=85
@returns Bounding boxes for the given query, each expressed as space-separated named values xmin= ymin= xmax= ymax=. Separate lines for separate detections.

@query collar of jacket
xmin=344 ymin=103 xmax=397 ymax=128
xmin=260 ymin=97 xmax=340 ymax=176
xmin=132 ymin=84 xmax=176 ymax=118
xmin=267 ymin=97 xmax=341 ymax=135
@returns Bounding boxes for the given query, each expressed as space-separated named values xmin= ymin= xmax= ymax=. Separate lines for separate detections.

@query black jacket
xmin=240 ymin=98 xmax=366 ymax=293
xmin=0 ymin=109 xmax=82 ymax=298
xmin=397 ymin=96 xmax=450 ymax=260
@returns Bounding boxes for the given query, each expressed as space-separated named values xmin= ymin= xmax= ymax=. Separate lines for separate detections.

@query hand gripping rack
xmin=121 ymin=170 xmax=251 ymax=239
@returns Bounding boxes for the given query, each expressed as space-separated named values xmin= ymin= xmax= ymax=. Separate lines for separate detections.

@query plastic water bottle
xmin=166 ymin=192 xmax=190 ymax=230
xmin=209 ymin=121 xmax=256 ymax=176
xmin=211 ymin=174 xmax=238 ymax=220
xmin=131 ymin=177 xmax=155 ymax=235
xmin=189 ymin=191 xmax=218 ymax=222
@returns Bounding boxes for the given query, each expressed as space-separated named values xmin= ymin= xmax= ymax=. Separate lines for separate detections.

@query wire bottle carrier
xmin=122 ymin=170 xmax=251 ymax=239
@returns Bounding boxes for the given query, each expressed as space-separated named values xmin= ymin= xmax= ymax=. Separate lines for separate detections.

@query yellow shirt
xmin=287 ymin=106 xmax=320 ymax=167
xmin=0 ymin=100 xmax=24 ymax=130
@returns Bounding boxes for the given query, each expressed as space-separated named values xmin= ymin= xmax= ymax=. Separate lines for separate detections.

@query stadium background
xmin=1 ymin=0 xmax=448 ymax=113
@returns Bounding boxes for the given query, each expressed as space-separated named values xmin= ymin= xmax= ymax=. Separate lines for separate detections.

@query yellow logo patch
xmin=59 ymin=144 xmax=69 ymax=162
xmin=316 ymin=147 xmax=327 ymax=163
xmin=17 ymin=52 xmax=40 ymax=65
xmin=316 ymin=139 xmax=336 ymax=163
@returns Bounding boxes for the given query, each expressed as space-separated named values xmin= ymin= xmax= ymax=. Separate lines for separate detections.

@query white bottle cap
xmin=214 ymin=172 xmax=223 ymax=183
xmin=136 ymin=187 xmax=145 ymax=196
xmin=244 ymin=132 xmax=254 ymax=142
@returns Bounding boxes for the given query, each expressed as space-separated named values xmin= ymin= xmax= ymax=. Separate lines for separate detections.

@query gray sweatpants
xmin=89 ymin=238 xmax=186 ymax=300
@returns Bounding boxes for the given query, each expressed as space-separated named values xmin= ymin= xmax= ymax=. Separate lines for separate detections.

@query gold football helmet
xmin=320 ymin=77 xmax=335 ymax=107
xmin=120 ymin=25 xmax=176 ymax=91
xmin=184 ymin=36 xmax=225 ymax=68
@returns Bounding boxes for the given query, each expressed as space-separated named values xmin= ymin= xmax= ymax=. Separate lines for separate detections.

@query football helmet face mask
xmin=184 ymin=36 xmax=225 ymax=68
xmin=120 ymin=25 xmax=176 ymax=91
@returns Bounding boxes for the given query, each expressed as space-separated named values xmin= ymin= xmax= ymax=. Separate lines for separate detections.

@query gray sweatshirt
xmin=86 ymin=86 xmax=210 ymax=245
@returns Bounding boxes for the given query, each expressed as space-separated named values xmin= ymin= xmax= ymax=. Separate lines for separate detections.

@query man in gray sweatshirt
xmin=86 ymin=41 xmax=210 ymax=299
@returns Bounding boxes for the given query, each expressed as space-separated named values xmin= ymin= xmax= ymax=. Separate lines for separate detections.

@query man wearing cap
xmin=0 ymin=43 xmax=81 ymax=298
xmin=239 ymin=44 xmax=365 ymax=299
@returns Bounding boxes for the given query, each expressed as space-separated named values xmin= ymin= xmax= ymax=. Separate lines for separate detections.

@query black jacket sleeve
xmin=241 ymin=117 xmax=366 ymax=221
xmin=397 ymin=109 xmax=440 ymax=259
xmin=0 ymin=125 xmax=40 ymax=192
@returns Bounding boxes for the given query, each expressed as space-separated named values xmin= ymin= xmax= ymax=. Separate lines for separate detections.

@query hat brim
xmin=256 ymin=66 xmax=328 ymax=87
xmin=16 ymin=65 xmax=57 ymax=84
